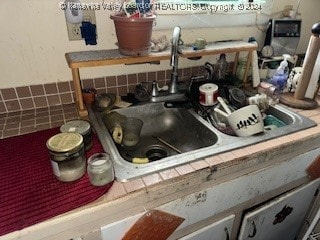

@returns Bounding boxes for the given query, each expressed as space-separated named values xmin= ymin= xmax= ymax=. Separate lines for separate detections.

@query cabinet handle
xmin=224 ymin=227 xmax=230 ymax=240
xmin=273 ymin=205 xmax=293 ymax=225
xmin=248 ymin=220 xmax=257 ymax=238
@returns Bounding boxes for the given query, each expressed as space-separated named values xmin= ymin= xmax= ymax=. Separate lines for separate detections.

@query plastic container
xmin=257 ymin=82 xmax=280 ymax=105
xmin=236 ymin=58 xmax=251 ymax=81
xmin=270 ymin=54 xmax=290 ymax=91
xmin=229 ymin=88 xmax=246 ymax=109
xmin=216 ymin=54 xmax=228 ymax=79
xmin=258 ymin=81 xmax=280 ymax=98
xmin=199 ymin=83 xmax=219 ymax=106
xmin=248 ymin=93 xmax=270 ymax=112
xmin=266 ymin=61 xmax=279 ymax=79
xmin=270 ymin=74 xmax=287 ymax=91
xmin=87 ymin=153 xmax=114 ymax=186
xmin=121 ymin=117 xmax=143 ymax=147
xmin=46 ymin=133 xmax=86 ymax=182
xmin=60 ymin=120 xmax=93 ymax=151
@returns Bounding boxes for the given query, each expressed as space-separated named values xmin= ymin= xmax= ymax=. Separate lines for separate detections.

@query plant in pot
xmin=110 ymin=0 xmax=156 ymax=56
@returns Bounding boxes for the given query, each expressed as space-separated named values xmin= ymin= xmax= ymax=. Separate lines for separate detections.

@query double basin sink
xmin=88 ymin=101 xmax=316 ymax=181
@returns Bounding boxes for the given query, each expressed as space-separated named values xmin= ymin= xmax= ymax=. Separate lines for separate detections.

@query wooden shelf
xmin=65 ymin=40 xmax=257 ymax=117
xmin=65 ymin=49 xmax=171 ymax=68
xmin=65 ymin=41 xmax=256 ymax=68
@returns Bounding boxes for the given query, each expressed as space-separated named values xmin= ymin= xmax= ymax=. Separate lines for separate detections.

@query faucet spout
xmin=169 ymin=26 xmax=181 ymax=94
xmin=170 ymin=26 xmax=181 ymax=67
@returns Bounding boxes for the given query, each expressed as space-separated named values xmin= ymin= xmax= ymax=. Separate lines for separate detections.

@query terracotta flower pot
xmin=110 ymin=14 xmax=156 ymax=56
xmin=82 ymin=88 xmax=96 ymax=104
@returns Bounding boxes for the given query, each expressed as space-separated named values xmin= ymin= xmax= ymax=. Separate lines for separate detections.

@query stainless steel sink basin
xmin=108 ymin=103 xmax=218 ymax=161
xmin=88 ymin=102 xmax=316 ymax=182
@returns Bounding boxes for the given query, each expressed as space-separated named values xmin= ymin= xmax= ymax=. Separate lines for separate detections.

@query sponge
xmin=132 ymin=157 xmax=149 ymax=164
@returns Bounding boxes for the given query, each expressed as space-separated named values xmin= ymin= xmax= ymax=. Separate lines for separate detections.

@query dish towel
xmin=81 ymin=21 xmax=97 ymax=45
xmin=0 ymin=127 xmax=113 ymax=236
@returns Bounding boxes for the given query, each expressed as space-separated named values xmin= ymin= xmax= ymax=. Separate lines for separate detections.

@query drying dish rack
xmin=310 ymin=232 xmax=320 ymax=240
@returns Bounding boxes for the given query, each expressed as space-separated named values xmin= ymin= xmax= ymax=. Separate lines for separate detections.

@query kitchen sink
xmin=107 ymin=103 xmax=218 ymax=162
xmin=88 ymin=102 xmax=316 ymax=182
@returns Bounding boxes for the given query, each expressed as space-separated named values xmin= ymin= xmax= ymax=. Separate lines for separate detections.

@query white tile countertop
xmin=2 ymin=98 xmax=320 ymax=240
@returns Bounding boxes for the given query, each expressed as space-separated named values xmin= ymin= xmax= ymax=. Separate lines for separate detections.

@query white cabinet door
xmin=179 ymin=215 xmax=235 ymax=240
xmin=100 ymin=213 xmax=144 ymax=240
xmin=238 ymin=179 xmax=320 ymax=240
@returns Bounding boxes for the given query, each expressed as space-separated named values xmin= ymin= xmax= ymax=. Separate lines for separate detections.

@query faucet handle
xmin=151 ymin=81 xmax=159 ymax=97
xmin=134 ymin=83 xmax=150 ymax=101
xmin=205 ymin=62 xmax=215 ymax=81
xmin=177 ymin=38 xmax=184 ymax=54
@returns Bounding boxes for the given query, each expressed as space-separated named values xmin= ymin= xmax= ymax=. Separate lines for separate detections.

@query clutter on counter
xmin=47 ymin=119 xmax=115 ymax=187
xmin=151 ymin=35 xmax=170 ymax=52
xmin=0 ymin=127 xmax=113 ymax=236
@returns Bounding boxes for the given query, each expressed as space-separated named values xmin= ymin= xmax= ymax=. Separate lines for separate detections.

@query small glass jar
xmin=46 ymin=132 xmax=86 ymax=182
xmin=87 ymin=153 xmax=114 ymax=186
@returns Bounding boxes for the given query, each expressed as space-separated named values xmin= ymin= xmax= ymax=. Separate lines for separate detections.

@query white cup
xmin=227 ymin=105 xmax=264 ymax=137
xmin=199 ymin=83 xmax=219 ymax=106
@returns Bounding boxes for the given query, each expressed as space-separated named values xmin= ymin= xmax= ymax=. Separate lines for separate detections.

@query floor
xmin=0 ymin=104 xmax=79 ymax=139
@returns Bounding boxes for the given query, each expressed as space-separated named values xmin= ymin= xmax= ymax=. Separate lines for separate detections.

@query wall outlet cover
xmin=65 ymin=9 xmax=96 ymax=41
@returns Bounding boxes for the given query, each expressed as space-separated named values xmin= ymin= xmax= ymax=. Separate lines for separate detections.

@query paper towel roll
xmin=251 ymin=50 xmax=260 ymax=88
xmin=294 ymin=35 xmax=320 ymax=99
xmin=305 ymin=51 xmax=320 ymax=99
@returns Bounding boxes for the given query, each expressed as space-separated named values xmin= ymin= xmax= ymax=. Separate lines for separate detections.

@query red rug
xmin=0 ymin=128 xmax=113 ymax=236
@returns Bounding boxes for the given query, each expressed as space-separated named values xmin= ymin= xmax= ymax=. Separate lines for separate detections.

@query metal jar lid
xmin=60 ymin=120 xmax=91 ymax=135
xmin=46 ymin=132 xmax=83 ymax=153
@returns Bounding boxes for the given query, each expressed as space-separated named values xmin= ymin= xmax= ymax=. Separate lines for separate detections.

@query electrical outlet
xmin=65 ymin=9 xmax=96 ymax=41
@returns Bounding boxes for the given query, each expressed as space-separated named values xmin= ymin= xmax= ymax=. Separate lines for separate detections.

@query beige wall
xmin=1 ymin=0 xmax=319 ymax=89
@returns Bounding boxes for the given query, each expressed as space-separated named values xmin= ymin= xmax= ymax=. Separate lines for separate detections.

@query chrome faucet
xmin=169 ymin=26 xmax=182 ymax=94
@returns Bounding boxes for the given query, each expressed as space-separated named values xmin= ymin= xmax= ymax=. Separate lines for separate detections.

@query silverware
xmin=217 ymin=96 xmax=232 ymax=115
xmin=153 ymin=136 xmax=182 ymax=154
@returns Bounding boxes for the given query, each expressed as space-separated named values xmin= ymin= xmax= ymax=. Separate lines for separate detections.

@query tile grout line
xmin=0 ymin=90 xmax=8 ymax=113
xmin=13 ymin=87 xmax=23 ymax=112
xmin=18 ymin=110 xmax=22 ymax=136
xmin=2 ymin=112 xmax=8 ymax=139
xmin=2 ymin=66 xmax=200 ymax=115
xmin=0 ymin=104 xmax=79 ymax=140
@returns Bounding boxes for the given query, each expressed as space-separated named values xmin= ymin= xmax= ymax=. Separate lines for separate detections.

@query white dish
xmin=227 ymin=105 xmax=264 ymax=137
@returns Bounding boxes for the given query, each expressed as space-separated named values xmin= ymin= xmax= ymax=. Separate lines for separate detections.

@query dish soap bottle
xmin=270 ymin=54 xmax=290 ymax=91
xmin=216 ymin=53 xmax=228 ymax=80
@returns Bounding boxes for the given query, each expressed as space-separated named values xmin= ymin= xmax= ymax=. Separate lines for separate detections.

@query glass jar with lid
xmin=60 ymin=120 xmax=93 ymax=151
xmin=87 ymin=153 xmax=114 ymax=186
xmin=46 ymin=132 xmax=86 ymax=182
